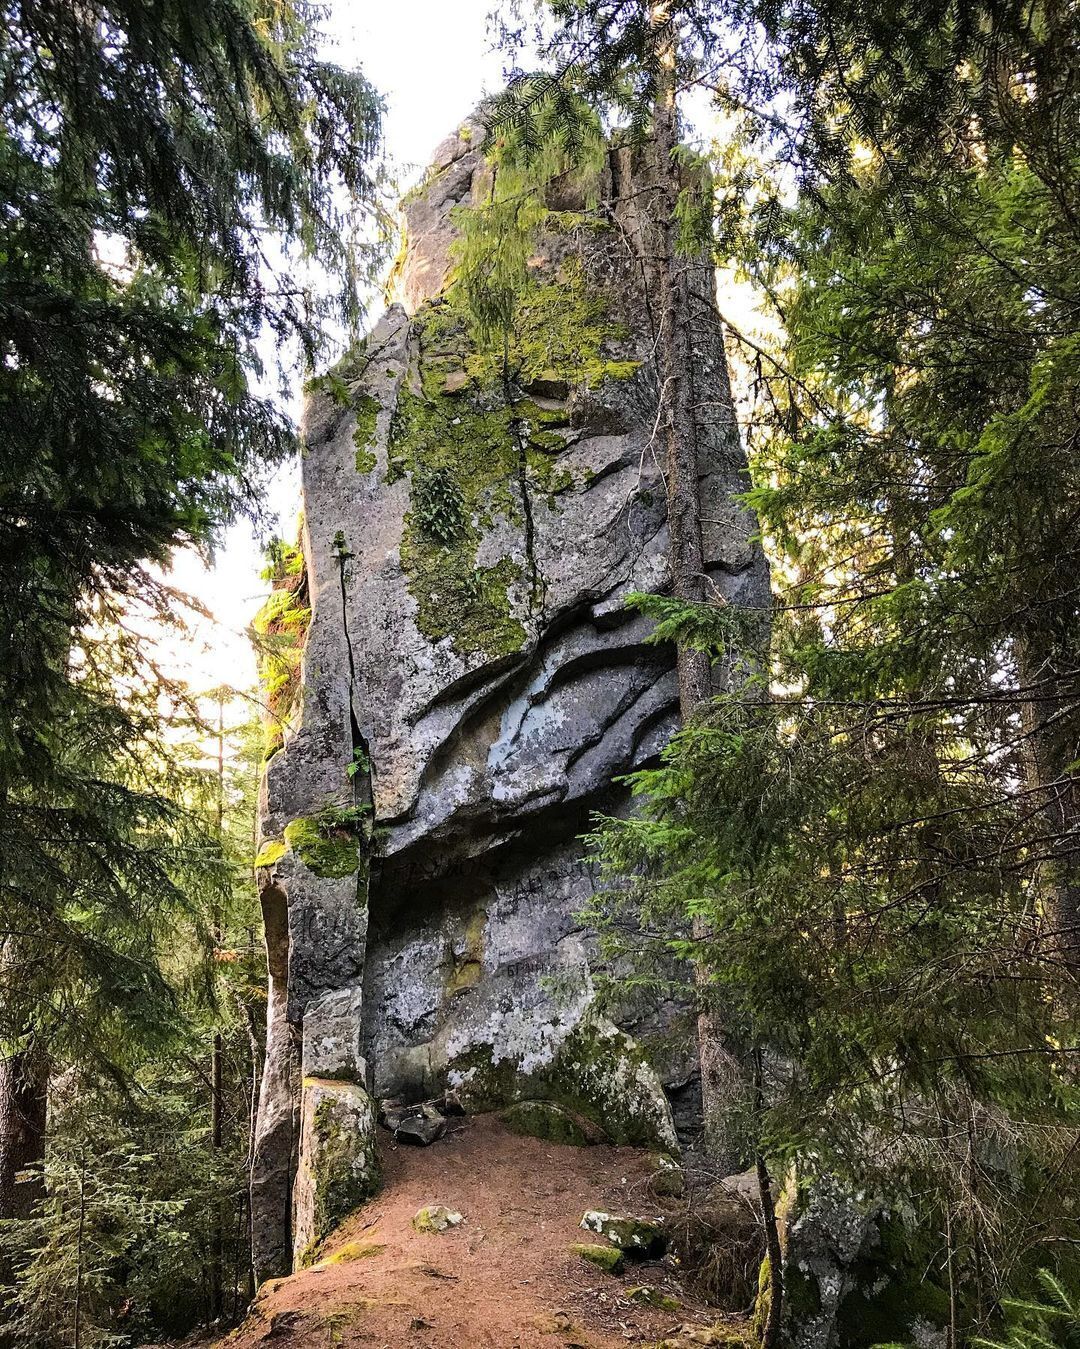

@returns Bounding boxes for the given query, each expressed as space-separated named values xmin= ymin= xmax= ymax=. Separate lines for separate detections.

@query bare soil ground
xmin=223 ymin=1115 xmax=742 ymax=1349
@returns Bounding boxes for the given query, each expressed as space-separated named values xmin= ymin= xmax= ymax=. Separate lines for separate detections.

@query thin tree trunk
xmin=210 ymin=1028 xmax=224 ymax=1319
xmin=1016 ymin=637 xmax=1080 ymax=986
xmin=210 ymin=695 xmax=226 ymax=1320
xmin=648 ymin=0 xmax=744 ymax=1168
xmin=752 ymin=1050 xmax=784 ymax=1347
xmin=73 ymin=1149 xmax=87 ymax=1349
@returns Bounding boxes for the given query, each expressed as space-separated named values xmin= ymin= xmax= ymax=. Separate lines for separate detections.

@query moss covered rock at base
xmin=412 ymin=1205 xmax=463 ymax=1233
xmin=581 ymin=1210 xmax=666 ymax=1259
xmin=570 ymin=1242 xmax=625 ymax=1276
xmin=628 ymin=1286 xmax=679 ymax=1311
xmin=500 ymin=1099 xmax=608 ymax=1147
xmin=447 ymin=1006 xmax=679 ymax=1154
xmin=291 ymin=1079 xmax=380 ymax=1266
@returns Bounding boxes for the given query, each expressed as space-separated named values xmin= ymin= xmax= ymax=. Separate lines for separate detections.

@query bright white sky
xmin=168 ymin=0 xmax=510 ymax=703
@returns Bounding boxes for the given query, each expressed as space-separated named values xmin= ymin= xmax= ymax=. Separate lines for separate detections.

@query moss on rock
xmin=500 ymin=1100 xmax=605 ymax=1147
xmin=627 ymin=1286 xmax=679 ymax=1311
xmin=388 ymin=339 xmax=528 ymax=660
xmin=570 ymin=1242 xmax=624 ymax=1276
xmin=254 ymin=838 xmax=286 ymax=869
xmin=580 ymin=1210 xmax=666 ymax=1259
xmin=386 ymin=233 xmax=642 ymax=660
xmin=646 ymin=1152 xmax=686 ymax=1199
xmin=412 ymin=1205 xmax=463 ymax=1233
xmin=283 ymin=814 xmax=361 ymax=879
xmin=295 ymin=1082 xmax=381 ymax=1264
xmin=353 ymin=392 xmax=380 ymax=472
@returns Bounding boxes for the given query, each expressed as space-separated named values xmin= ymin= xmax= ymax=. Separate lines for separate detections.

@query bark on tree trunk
xmin=648 ymin=1 xmax=745 ymax=1170
xmin=1016 ymin=637 xmax=1080 ymax=987
xmin=0 ymin=1044 xmax=48 ymax=1220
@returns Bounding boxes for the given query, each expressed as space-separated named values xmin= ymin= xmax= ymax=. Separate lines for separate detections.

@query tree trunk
xmin=1016 ymin=636 xmax=1080 ymax=989
xmin=209 ymin=696 xmax=225 ymax=1320
xmin=648 ymin=1 xmax=744 ymax=1169
xmin=0 ymin=1044 xmax=48 ymax=1220
xmin=209 ymin=1029 xmax=224 ymax=1319
xmin=753 ymin=1051 xmax=784 ymax=1348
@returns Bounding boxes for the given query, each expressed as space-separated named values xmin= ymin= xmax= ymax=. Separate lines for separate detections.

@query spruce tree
xmin=0 ymin=0 xmax=383 ymax=1229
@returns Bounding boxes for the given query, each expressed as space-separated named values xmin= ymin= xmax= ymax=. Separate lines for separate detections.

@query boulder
xmin=580 ymin=1210 xmax=666 ymax=1259
xmin=394 ymin=1110 xmax=447 ymax=1147
xmin=380 ymin=1098 xmax=448 ymax=1146
xmin=412 ymin=1204 xmax=464 ymax=1234
xmin=569 ymin=1242 xmax=625 ymax=1276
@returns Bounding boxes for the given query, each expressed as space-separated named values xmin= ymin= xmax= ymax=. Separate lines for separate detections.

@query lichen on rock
xmin=292 ymin=1080 xmax=380 ymax=1266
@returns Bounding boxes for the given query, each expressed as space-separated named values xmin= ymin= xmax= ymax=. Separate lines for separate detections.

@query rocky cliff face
xmin=249 ymin=118 xmax=770 ymax=1280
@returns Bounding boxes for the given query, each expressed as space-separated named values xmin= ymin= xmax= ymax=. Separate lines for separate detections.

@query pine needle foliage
xmin=0 ymin=4 xmax=383 ymax=1323
xmin=0 ymin=0 xmax=382 ymax=1058
xmin=976 ymin=1270 xmax=1080 ymax=1349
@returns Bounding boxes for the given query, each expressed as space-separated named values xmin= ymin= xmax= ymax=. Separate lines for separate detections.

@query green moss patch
xmin=388 ymin=335 xmax=527 ymax=660
xmin=387 ymin=236 xmax=641 ymax=660
xmin=323 ymin=1240 xmax=385 ymax=1265
xmin=284 ymin=814 xmax=360 ymax=879
xmin=254 ymin=838 xmax=286 ymax=869
xmin=500 ymin=1100 xmax=606 ymax=1147
xmin=353 ymin=392 xmax=380 ymax=472
xmin=570 ymin=1242 xmax=624 ymax=1276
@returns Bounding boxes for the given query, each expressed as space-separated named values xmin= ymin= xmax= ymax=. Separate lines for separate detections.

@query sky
xmin=167 ymin=0 xmax=512 ymax=703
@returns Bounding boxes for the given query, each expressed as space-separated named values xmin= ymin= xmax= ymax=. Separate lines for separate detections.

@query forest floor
xmin=220 ymin=1115 xmax=745 ymax=1349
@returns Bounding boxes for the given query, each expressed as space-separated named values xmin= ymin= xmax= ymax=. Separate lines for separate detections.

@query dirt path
xmin=227 ymin=1115 xmax=737 ymax=1348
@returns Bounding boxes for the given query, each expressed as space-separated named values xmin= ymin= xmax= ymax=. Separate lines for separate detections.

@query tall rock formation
xmin=249 ymin=117 xmax=771 ymax=1280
